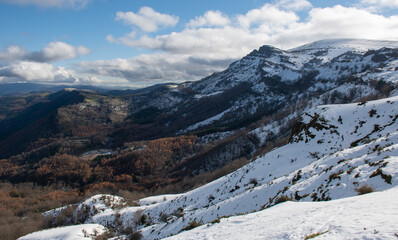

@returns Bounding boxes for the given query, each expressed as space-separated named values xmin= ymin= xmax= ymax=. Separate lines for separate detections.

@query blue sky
xmin=1 ymin=0 xmax=398 ymax=88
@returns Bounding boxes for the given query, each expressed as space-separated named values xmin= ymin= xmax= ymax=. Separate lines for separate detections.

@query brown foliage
xmin=35 ymin=154 xmax=92 ymax=186
xmin=0 ymin=182 xmax=82 ymax=240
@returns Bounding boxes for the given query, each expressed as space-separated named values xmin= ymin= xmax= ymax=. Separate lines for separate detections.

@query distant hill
xmin=0 ymin=82 xmax=114 ymax=96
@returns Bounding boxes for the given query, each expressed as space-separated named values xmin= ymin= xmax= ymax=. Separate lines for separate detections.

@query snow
xmin=182 ymin=108 xmax=231 ymax=132
xmin=139 ymin=194 xmax=182 ymax=206
xmin=18 ymin=224 xmax=108 ymax=240
xmin=194 ymin=91 xmax=224 ymax=99
xmin=166 ymin=186 xmax=398 ymax=240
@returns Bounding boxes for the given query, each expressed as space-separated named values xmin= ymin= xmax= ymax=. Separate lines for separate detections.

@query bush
xmin=94 ymin=230 xmax=115 ymax=240
xmin=355 ymin=185 xmax=375 ymax=195
xmin=159 ymin=212 xmax=170 ymax=222
xmin=139 ymin=214 xmax=147 ymax=225
xmin=180 ymin=220 xmax=202 ymax=232
xmin=274 ymin=195 xmax=293 ymax=204
xmin=249 ymin=178 xmax=258 ymax=186
xmin=128 ymin=232 xmax=142 ymax=240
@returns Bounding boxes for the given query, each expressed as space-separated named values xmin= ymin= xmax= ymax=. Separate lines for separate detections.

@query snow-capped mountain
xmin=127 ymin=39 xmax=398 ymax=135
xmin=25 ymin=94 xmax=398 ymax=239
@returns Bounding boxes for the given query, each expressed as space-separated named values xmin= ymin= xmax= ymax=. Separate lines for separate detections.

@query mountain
xmin=3 ymin=38 xmax=398 ymax=239
xmin=123 ymin=38 xmax=398 ymax=135
xmin=0 ymin=90 xmax=85 ymax=159
xmin=27 ymin=94 xmax=398 ymax=239
xmin=0 ymin=82 xmax=115 ymax=96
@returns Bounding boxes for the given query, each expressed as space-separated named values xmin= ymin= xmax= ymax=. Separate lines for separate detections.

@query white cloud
xmin=0 ymin=42 xmax=93 ymax=85
xmin=187 ymin=10 xmax=231 ymax=28
xmin=275 ymin=0 xmax=312 ymax=11
xmin=39 ymin=41 xmax=81 ymax=62
xmin=0 ymin=61 xmax=99 ymax=84
xmin=270 ymin=5 xmax=398 ymax=47
xmin=0 ymin=41 xmax=90 ymax=63
xmin=113 ymin=27 xmax=263 ymax=60
xmin=0 ymin=0 xmax=90 ymax=9
xmin=115 ymin=7 xmax=179 ymax=32
xmin=0 ymin=46 xmax=27 ymax=62
xmin=110 ymin=5 xmax=299 ymax=60
xmin=75 ymin=53 xmax=232 ymax=84
xmin=76 ymin=46 xmax=91 ymax=56
xmin=237 ymin=4 xmax=299 ymax=29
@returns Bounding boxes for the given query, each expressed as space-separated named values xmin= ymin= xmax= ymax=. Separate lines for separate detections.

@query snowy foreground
xmin=20 ymin=95 xmax=398 ymax=239
xmin=166 ymin=186 xmax=398 ymax=240
xmin=19 ymin=224 xmax=108 ymax=240
xmin=19 ymin=187 xmax=398 ymax=240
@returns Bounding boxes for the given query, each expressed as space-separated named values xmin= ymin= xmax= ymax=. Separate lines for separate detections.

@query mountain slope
xmin=33 ymin=95 xmax=398 ymax=239
xmin=0 ymin=90 xmax=85 ymax=159
xmin=178 ymin=39 xmax=398 ymax=129
xmin=119 ymin=39 xmax=398 ymax=137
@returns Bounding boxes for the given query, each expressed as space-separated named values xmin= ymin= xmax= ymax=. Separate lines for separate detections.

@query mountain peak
xmin=249 ymin=44 xmax=283 ymax=58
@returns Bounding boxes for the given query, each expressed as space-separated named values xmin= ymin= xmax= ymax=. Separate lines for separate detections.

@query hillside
xmin=28 ymin=95 xmax=398 ymax=239
xmin=2 ymin=38 xmax=398 ymax=239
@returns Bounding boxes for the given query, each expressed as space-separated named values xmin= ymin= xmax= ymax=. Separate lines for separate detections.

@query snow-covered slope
xmin=22 ymin=95 xmax=398 ymax=239
xmin=165 ymin=186 xmax=398 ymax=240
xmin=18 ymin=224 xmax=107 ymax=240
xmin=137 ymin=96 xmax=398 ymax=239
xmin=171 ymin=38 xmax=398 ymax=133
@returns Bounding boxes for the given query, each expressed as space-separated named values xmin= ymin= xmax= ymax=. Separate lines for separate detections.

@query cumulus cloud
xmin=0 ymin=42 xmax=93 ymax=85
xmin=75 ymin=53 xmax=232 ymax=83
xmin=270 ymin=5 xmax=398 ymax=47
xmin=187 ymin=10 xmax=231 ymax=28
xmin=0 ymin=61 xmax=99 ymax=84
xmin=115 ymin=7 xmax=179 ymax=32
xmin=0 ymin=41 xmax=90 ymax=63
xmin=110 ymin=5 xmax=300 ymax=60
xmin=237 ymin=4 xmax=299 ymax=29
xmin=0 ymin=0 xmax=90 ymax=9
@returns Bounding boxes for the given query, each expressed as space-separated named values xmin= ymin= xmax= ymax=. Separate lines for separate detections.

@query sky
xmin=1 ymin=0 xmax=398 ymax=88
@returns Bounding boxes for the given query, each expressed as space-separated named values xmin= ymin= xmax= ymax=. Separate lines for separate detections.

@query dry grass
xmin=355 ymin=184 xmax=375 ymax=195
xmin=304 ymin=230 xmax=329 ymax=239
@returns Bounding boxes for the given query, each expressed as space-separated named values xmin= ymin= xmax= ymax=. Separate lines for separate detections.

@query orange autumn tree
xmin=35 ymin=154 xmax=92 ymax=186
